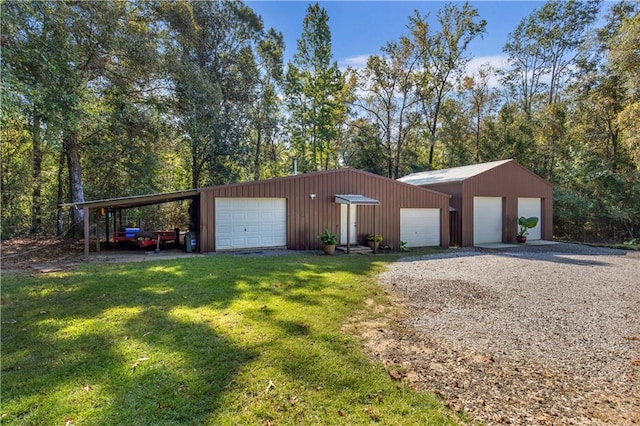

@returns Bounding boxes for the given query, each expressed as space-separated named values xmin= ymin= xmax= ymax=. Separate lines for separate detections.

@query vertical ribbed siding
xmin=412 ymin=160 xmax=553 ymax=247
xmin=462 ymin=162 xmax=552 ymax=245
xmin=197 ymin=169 xmax=450 ymax=252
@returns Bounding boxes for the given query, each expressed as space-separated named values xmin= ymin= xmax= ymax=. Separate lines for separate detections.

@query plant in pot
xmin=367 ymin=233 xmax=383 ymax=250
xmin=318 ymin=226 xmax=338 ymax=255
xmin=517 ymin=216 xmax=539 ymax=243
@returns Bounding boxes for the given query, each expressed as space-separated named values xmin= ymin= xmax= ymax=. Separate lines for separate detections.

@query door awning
xmin=334 ymin=194 xmax=380 ymax=205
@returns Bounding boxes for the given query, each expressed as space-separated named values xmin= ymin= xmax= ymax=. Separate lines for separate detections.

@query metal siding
xmin=466 ymin=162 xmax=552 ymax=244
xmin=414 ymin=161 xmax=553 ymax=246
xmin=198 ymin=192 xmax=213 ymax=253
xmin=198 ymin=169 xmax=450 ymax=251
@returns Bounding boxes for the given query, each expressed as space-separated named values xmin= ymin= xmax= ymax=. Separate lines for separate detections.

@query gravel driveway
xmin=375 ymin=243 xmax=639 ymax=425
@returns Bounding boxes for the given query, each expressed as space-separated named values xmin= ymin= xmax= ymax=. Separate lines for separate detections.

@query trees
xmin=1 ymin=0 xmax=636 ymax=243
xmin=554 ymin=1 xmax=640 ymax=241
xmin=352 ymin=39 xmax=420 ymax=178
xmin=410 ymin=2 xmax=486 ymax=167
xmin=251 ymin=29 xmax=285 ymax=180
xmin=285 ymin=3 xmax=346 ymax=172
xmin=503 ymin=0 xmax=601 ymax=114
xmin=462 ymin=64 xmax=496 ymax=163
xmin=501 ymin=0 xmax=601 ymax=180
xmin=2 ymin=1 xmax=161 ymax=236
xmin=159 ymin=1 xmax=265 ymax=188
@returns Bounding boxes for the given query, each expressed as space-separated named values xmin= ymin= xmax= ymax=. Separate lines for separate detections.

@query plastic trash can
xmin=185 ymin=232 xmax=198 ymax=253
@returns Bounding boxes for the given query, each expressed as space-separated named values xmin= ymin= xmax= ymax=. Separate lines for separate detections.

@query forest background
xmin=1 ymin=0 xmax=638 ymax=243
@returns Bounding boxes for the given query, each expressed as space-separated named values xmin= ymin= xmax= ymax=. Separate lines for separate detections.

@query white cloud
xmin=338 ymin=53 xmax=513 ymax=87
xmin=467 ymin=55 xmax=509 ymax=72
xmin=338 ymin=54 xmax=371 ymax=71
xmin=465 ymin=54 xmax=510 ymax=88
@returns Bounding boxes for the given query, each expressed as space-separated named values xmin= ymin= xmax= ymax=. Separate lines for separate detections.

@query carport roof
xmin=334 ymin=194 xmax=380 ymax=205
xmin=60 ymin=189 xmax=199 ymax=211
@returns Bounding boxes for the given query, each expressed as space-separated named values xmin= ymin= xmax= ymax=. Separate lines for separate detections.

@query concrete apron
xmin=474 ymin=240 xmax=560 ymax=249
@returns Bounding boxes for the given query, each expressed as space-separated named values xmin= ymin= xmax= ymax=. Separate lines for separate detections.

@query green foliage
xmin=341 ymin=120 xmax=389 ymax=176
xmin=285 ymin=3 xmax=347 ymax=172
xmin=410 ymin=2 xmax=487 ymax=166
xmin=1 ymin=0 xmax=638 ymax=245
xmin=367 ymin=234 xmax=383 ymax=243
xmin=318 ymin=226 xmax=338 ymax=245
xmin=1 ymin=255 xmax=458 ymax=424
xmin=517 ymin=216 xmax=539 ymax=237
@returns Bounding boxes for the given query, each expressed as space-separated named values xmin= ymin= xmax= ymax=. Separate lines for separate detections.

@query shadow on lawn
xmin=1 ymin=254 xmax=385 ymax=424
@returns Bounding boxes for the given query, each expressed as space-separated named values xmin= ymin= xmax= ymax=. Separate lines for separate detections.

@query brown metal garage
xmin=198 ymin=168 xmax=451 ymax=252
xmin=68 ymin=168 xmax=452 ymax=256
xmin=398 ymin=159 xmax=553 ymax=246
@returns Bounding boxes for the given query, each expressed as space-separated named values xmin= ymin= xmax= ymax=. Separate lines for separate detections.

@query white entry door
xmin=518 ymin=197 xmax=542 ymax=240
xmin=400 ymin=208 xmax=441 ymax=247
xmin=473 ymin=196 xmax=503 ymax=244
xmin=340 ymin=204 xmax=357 ymax=244
xmin=215 ymin=198 xmax=287 ymax=249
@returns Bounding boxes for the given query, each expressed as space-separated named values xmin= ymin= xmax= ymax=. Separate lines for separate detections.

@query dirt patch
xmin=1 ymin=238 xmax=85 ymax=272
xmin=0 ymin=238 xmax=197 ymax=274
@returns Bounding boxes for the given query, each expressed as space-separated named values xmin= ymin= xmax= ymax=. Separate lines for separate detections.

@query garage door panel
xmin=400 ymin=208 xmax=440 ymax=247
xmin=474 ymin=197 xmax=502 ymax=244
xmin=216 ymin=212 xmax=234 ymax=222
xmin=518 ymin=198 xmax=541 ymax=240
xmin=215 ymin=198 xmax=286 ymax=249
xmin=245 ymin=211 xmax=261 ymax=221
xmin=260 ymin=223 xmax=280 ymax=233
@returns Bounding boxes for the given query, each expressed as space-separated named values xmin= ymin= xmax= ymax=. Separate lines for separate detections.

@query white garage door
xmin=400 ymin=208 xmax=440 ymax=247
xmin=215 ymin=198 xmax=286 ymax=250
xmin=518 ymin=197 xmax=541 ymax=240
xmin=473 ymin=197 xmax=503 ymax=244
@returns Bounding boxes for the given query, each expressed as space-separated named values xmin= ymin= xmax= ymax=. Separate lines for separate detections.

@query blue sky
xmin=246 ymin=1 xmax=547 ymax=73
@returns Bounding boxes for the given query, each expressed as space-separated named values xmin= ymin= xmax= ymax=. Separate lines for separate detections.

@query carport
xmin=61 ymin=189 xmax=200 ymax=257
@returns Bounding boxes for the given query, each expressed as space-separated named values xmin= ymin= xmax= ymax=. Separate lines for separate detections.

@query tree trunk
xmin=254 ymin=127 xmax=262 ymax=180
xmin=56 ymin=146 xmax=66 ymax=237
xmin=30 ymin=113 xmax=43 ymax=235
xmin=64 ymin=130 xmax=85 ymax=237
xmin=475 ymin=105 xmax=481 ymax=163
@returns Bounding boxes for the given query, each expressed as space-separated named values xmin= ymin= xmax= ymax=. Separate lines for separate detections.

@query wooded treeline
xmin=1 ymin=0 xmax=638 ymax=242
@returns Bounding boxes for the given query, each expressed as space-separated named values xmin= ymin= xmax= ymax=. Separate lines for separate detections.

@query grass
xmin=1 ymin=252 xmax=458 ymax=425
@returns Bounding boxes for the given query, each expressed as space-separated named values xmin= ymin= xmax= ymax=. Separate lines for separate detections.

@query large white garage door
xmin=400 ymin=208 xmax=440 ymax=247
xmin=215 ymin=198 xmax=286 ymax=250
xmin=473 ymin=197 xmax=503 ymax=244
xmin=518 ymin=197 xmax=541 ymax=240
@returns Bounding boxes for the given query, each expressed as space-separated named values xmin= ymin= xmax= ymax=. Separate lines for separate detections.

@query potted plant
xmin=318 ymin=226 xmax=338 ymax=255
xmin=367 ymin=233 xmax=383 ymax=250
xmin=517 ymin=216 xmax=539 ymax=243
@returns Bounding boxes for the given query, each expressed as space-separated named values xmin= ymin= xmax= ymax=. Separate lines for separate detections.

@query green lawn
xmin=1 ymin=253 xmax=458 ymax=425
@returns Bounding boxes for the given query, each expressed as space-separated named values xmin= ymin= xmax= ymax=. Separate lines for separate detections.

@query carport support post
xmin=95 ymin=210 xmax=101 ymax=253
xmin=83 ymin=206 xmax=90 ymax=257
xmin=346 ymin=204 xmax=351 ymax=254
xmin=373 ymin=205 xmax=377 ymax=254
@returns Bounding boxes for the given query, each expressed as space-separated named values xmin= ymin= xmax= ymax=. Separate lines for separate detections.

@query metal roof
xmin=60 ymin=189 xmax=199 ymax=211
xmin=398 ymin=159 xmax=513 ymax=186
xmin=334 ymin=194 xmax=380 ymax=205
